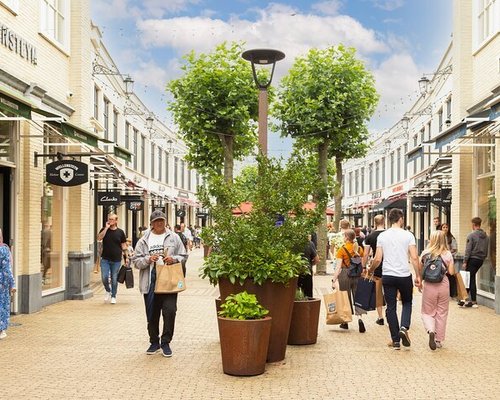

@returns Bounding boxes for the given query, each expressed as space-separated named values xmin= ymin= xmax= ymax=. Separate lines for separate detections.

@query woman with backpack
xmin=419 ymin=230 xmax=455 ymax=350
xmin=332 ymin=229 xmax=365 ymax=332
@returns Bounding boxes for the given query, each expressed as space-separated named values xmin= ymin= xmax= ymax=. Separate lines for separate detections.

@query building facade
xmin=0 ymin=1 xmax=201 ymax=314
xmin=342 ymin=0 xmax=500 ymax=311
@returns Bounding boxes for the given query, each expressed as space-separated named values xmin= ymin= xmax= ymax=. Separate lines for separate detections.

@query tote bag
xmin=354 ymin=276 xmax=376 ymax=311
xmin=324 ymin=289 xmax=352 ymax=325
xmin=154 ymin=262 xmax=186 ymax=294
xmin=459 ymin=270 xmax=470 ymax=289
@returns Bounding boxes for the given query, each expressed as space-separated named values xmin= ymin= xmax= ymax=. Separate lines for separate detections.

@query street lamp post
xmin=242 ymin=49 xmax=285 ymax=156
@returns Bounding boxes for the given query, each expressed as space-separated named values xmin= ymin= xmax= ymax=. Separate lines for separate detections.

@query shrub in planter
xmin=217 ymin=291 xmax=272 ymax=376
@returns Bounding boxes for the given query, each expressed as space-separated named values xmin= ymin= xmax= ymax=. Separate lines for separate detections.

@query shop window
xmin=474 ymin=0 xmax=498 ymax=47
xmin=40 ymin=0 xmax=69 ymax=51
xmin=133 ymin=128 xmax=138 ymax=170
xmin=0 ymin=121 xmax=15 ymax=163
xmin=41 ymin=126 xmax=64 ymax=291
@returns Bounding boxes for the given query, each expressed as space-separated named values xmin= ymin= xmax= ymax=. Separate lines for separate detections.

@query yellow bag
xmin=324 ymin=289 xmax=353 ymax=325
xmin=154 ymin=263 xmax=186 ymax=294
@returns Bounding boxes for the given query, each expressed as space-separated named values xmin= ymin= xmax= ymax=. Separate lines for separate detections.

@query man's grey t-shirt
xmin=376 ymin=227 xmax=415 ymax=277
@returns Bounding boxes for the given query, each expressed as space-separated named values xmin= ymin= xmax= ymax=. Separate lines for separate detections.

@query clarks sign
xmin=97 ymin=191 xmax=121 ymax=206
xmin=46 ymin=160 xmax=88 ymax=187
xmin=0 ymin=22 xmax=38 ymax=65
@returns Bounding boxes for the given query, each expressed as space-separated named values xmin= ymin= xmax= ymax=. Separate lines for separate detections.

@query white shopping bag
xmin=460 ymin=270 xmax=470 ymax=289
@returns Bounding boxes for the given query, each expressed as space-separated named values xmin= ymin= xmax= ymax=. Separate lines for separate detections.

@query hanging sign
xmin=97 ymin=191 xmax=121 ymax=206
xmin=128 ymin=200 xmax=143 ymax=211
xmin=411 ymin=197 xmax=430 ymax=213
xmin=46 ymin=160 xmax=88 ymax=187
xmin=176 ymin=209 xmax=186 ymax=218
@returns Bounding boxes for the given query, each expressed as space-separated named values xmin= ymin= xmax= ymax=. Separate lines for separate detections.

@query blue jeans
xmin=382 ymin=274 xmax=414 ymax=343
xmin=101 ymin=258 xmax=121 ymax=298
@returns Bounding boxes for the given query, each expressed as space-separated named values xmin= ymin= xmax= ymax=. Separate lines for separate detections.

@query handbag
xmin=324 ymin=289 xmax=353 ymax=325
xmin=154 ymin=262 xmax=186 ymax=294
xmin=124 ymin=266 xmax=134 ymax=289
xmin=117 ymin=265 xmax=127 ymax=284
xmin=456 ymin=272 xmax=468 ymax=299
xmin=459 ymin=270 xmax=470 ymax=289
xmin=354 ymin=274 xmax=376 ymax=311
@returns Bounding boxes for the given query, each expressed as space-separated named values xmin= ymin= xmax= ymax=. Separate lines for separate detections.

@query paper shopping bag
xmin=154 ymin=263 xmax=186 ymax=293
xmin=455 ymin=272 xmax=468 ymax=300
xmin=324 ymin=290 xmax=352 ymax=325
xmin=459 ymin=270 xmax=470 ymax=289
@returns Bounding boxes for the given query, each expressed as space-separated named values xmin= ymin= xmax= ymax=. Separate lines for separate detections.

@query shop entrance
xmin=0 ymin=167 xmax=12 ymax=246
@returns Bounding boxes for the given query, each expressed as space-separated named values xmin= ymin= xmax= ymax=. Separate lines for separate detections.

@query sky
xmin=91 ymin=0 xmax=453 ymax=158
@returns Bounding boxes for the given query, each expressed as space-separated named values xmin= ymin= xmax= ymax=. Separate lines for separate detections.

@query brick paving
xmin=1 ymin=248 xmax=499 ymax=399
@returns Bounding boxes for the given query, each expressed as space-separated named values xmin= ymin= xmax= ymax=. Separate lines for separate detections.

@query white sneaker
xmin=0 ymin=330 xmax=7 ymax=339
xmin=104 ymin=292 xmax=111 ymax=302
xmin=111 ymin=297 xmax=117 ymax=304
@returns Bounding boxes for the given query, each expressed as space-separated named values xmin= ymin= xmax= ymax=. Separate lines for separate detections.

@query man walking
xmin=460 ymin=217 xmax=489 ymax=308
xmin=97 ymin=213 xmax=127 ymax=304
xmin=368 ymin=209 xmax=421 ymax=350
xmin=133 ymin=211 xmax=186 ymax=357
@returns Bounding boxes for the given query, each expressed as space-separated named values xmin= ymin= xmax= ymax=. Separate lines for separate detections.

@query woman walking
xmin=0 ymin=229 xmax=16 ymax=339
xmin=440 ymin=223 xmax=457 ymax=255
xmin=419 ymin=230 xmax=454 ymax=350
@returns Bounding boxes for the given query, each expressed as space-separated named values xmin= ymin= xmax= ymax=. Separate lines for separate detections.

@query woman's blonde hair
xmin=425 ymin=230 xmax=448 ymax=258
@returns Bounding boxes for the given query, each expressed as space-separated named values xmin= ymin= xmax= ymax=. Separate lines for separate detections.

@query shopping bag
xmin=124 ymin=267 xmax=134 ymax=289
xmin=324 ymin=290 xmax=353 ymax=325
xmin=154 ymin=262 xmax=186 ymax=293
xmin=455 ymin=272 xmax=468 ymax=300
xmin=117 ymin=265 xmax=127 ymax=284
xmin=459 ymin=270 xmax=470 ymax=289
xmin=448 ymin=273 xmax=458 ymax=298
xmin=354 ymin=276 xmax=376 ymax=311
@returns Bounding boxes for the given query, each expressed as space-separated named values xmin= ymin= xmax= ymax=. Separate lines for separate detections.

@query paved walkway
xmin=1 ymin=248 xmax=499 ymax=399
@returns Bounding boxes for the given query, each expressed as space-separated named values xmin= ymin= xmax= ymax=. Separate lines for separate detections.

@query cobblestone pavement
xmin=1 ymin=248 xmax=499 ymax=399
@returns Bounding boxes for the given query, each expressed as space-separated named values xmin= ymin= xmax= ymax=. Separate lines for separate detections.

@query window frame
xmin=39 ymin=0 xmax=70 ymax=53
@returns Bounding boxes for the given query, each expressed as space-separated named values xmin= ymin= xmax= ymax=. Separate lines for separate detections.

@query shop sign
xmin=0 ymin=21 xmax=38 ymax=65
xmin=152 ymin=206 xmax=166 ymax=214
xmin=46 ymin=160 xmax=88 ymax=187
xmin=392 ymin=184 xmax=404 ymax=193
xmin=196 ymin=212 xmax=208 ymax=218
xmin=97 ymin=191 xmax=121 ymax=206
xmin=432 ymin=189 xmax=452 ymax=206
xmin=128 ymin=201 xmax=143 ymax=211
xmin=176 ymin=209 xmax=186 ymax=218
xmin=371 ymin=191 xmax=382 ymax=199
xmin=177 ymin=190 xmax=190 ymax=198
xmin=411 ymin=197 xmax=430 ymax=213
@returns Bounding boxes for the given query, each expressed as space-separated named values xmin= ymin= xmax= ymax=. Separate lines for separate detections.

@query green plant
xmin=295 ymin=288 xmax=307 ymax=301
xmin=218 ymin=291 xmax=269 ymax=320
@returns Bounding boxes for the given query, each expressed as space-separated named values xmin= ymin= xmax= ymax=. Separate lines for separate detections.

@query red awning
xmin=232 ymin=201 xmax=334 ymax=216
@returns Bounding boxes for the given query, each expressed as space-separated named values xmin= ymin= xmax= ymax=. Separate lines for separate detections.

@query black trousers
xmin=143 ymin=293 xmax=178 ymax=346
xmin=466 ymin=258 xmax=484 ymax=302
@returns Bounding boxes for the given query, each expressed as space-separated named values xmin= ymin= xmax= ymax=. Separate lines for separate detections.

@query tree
xmin=274 ymin=45 xmax=379 ymax=273
xmin=167 ymin=42 xmax=259 ymax=183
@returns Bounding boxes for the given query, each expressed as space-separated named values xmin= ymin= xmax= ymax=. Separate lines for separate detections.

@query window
xmin=381 ymin=158 xmax=386 ymax=187
xmin=103 ymin=97 xmax=109 ymax=140
xmin=188 ymin=169 xmax=192 ymax=191
xmin=375 ymin=161 xmax=380 ymax=189
xmin=133 ymin=128 xmax=138 ymax=170
xmin=165 ymin=152 xmax=169 ymax=184
xmin=180 ymin=160 xmax=185 ymax=189
xmin=369 ymin=163 xmax=373 ymax=191
xmin=174 ymin=157 xmax=179 ymax=187
xmin=438 ymin=108 xmax=443 ymax=133
xmin=113 ymin=109 xmax=118 ymax=143
xmin=40 ymin=0 xmax=69 ymax=50
xmin=360 ymin=167 xmax=365 ymax=193
xmin=94 ymin=86 xmax=99 ymax=120
xmin=348 ymin=171 xmax=353 ymax=196
xmin=446 ymin=98 xmax=452 ymax=121
xmin=390 ymin=153 xmax=394 ymax=184
xmin=420 ymin=129 xmax=425 ymax=169
xmin=404 ymin=144 xmax=408 ymax=179
xmin=427 ymin=122 xmax=432 ymax=164
xmin=475 ymin=0 xmax=498 ymax=46
xmin=158 ymin=150 xmax=163 ymax=182
xmin=141 ymin=135 xmax=146 ymax=174
xmin=0 ymin=121 xmax=15 ymax=163
xmin=396 ymin=148 xmax=401 ymax=182
xmin=151 ymin=143 xmax=155 ymax=179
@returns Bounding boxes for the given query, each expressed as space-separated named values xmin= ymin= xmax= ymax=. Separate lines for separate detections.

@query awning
xmin=372 ymin=194 xmax=407 ymax=213
xmin=114 ymin=144 xmax=133 ymax=163
xmin=0 ymin=89 xmax=32 ymax=119
xmin=53 ymin=121 xmax=100 ymax=148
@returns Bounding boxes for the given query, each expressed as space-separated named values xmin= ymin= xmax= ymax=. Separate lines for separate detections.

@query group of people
xmin=96 ymin=211 xmax=192 ymax=357
xmin=328 ymin=210 xmax=489 ymax=351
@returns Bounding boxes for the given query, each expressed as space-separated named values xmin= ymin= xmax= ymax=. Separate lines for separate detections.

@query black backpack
xmin=177 ymin=232 xmax=188 ymax=250
xmin=342 ymin=246 xmax=363 ymax=278
xmin=422 ymin=254 xmax=446 ymax=283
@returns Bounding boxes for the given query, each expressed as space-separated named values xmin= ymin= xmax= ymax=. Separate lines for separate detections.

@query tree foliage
xmin=167 ymin=42 xmax=259 ymax=181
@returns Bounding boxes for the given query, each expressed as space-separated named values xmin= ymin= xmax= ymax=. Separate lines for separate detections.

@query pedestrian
xmin=41 ymin=223 xmax=51 ymax=283
xmin=368 ymin=208 xmax=421 ymax=350
xmin=433 ymin=217 xmax=442 ymax=231
xmin=133 ymin=210 xmax=187 ymax=357
xmin=354 ymin=227 xmax=364 ymax=247
xmin=459 ymin=217 xmax=489 ymax=308
xmin=97 ymin=213 xmax=127 ymax=304
xmin=125 ymin=238 xmax=135 ymax=264
xmin=419 ymin=230 xmax=455 ymax=350
xmin=329 ymin=219 xmax=350 ymax=258
xmin=332 ymin=229 xmax=366 ymax=333
xmin=298 ymin=234 xmax=318 ymax=298
xmin=440 ymin=223 xmax=457 ymax=255
xmin=180 ymin=222 xmax=193 ymax=251
xmin=0 ymin=229 xmax=16 ymax=340
xmin=362 ymin=214 xmax=386 ymax=325
xmin=174 ymin=224 xmax=189 ymax=276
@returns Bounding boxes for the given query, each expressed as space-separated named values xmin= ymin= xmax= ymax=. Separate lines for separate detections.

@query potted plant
xmin=200 ymin=155 xmax=325 ymax=363
xmin=287 ymin=288 xmax=322 ymax=345
xmin=217 ymin=291 xmax=272 ymax=376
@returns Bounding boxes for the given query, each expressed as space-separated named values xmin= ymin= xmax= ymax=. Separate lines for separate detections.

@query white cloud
xmin=311 ymin=0 xmax=343 ymax=16
xmin=371 ymin=0 xmax=405 ymax=11
xmin=92 ymin=0 xmax=131 ymax=19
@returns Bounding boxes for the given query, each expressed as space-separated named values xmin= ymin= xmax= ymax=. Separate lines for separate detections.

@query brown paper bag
xmin=324 ymin=290 xmax=353 ymax=325
xmin=154 ymin=262 xmax=186 ymax=293
xmin=455 ymin=272 xmax=468 ymax=301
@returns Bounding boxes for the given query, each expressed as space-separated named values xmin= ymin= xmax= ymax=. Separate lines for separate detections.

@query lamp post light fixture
xmin=418 ymin=65 xmax=452 ymax=96
xmin=124 ymin=75 xmax=134 ymax=97
xmin=242 ymin=48 xmax=285 ymax=156
xmin=146 ymin=113 xmax=154 ymax=131
xmin=418 ymin=76 xmax=430 ymax=96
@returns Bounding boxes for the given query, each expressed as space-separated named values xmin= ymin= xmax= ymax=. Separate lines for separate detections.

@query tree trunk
xmin=221 ymin=134 xmax=234 ymax=183
xmin=333 ymin=157 xmax=344 ymax=230
xmin=315 ymin=140 xmax=329 ymax=275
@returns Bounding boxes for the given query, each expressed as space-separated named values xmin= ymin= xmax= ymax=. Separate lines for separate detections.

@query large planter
xmin=218 ymin=277 xmax=297 ymax=363
xmin=287 ymin=298 xmax=321 ymax=345
xmin=217 ymin=316 xmax=272 ymax=376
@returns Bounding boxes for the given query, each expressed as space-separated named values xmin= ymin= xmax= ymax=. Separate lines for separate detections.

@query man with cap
xmin=133 ymin=210 xmax=187 ymax=357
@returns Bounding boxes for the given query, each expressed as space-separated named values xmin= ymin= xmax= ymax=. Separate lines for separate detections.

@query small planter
xmin=217 ymin=316 xmax=272 ymax=376
xmin=287 ymin=298 xmax=321 ymax=345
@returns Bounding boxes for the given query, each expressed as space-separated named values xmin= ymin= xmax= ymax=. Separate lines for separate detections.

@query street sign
xmin=46 ymin=160 xmax=88 ymax=187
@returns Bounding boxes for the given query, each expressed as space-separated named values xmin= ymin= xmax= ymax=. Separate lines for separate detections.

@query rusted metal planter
xmin=217 ymin=316 xmax=272 ymax=376
xmin=287 ymin=298 xmax=321 ymax=345
xmin=218 ymin=277 xmax=297 ymax=363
